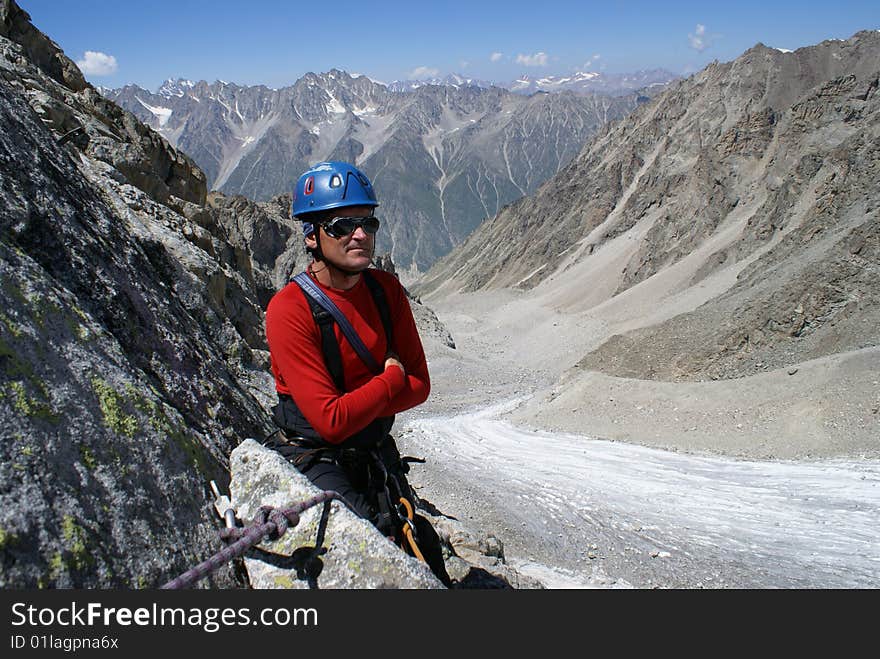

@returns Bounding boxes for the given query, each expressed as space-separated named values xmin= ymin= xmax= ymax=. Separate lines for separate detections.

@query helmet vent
xmin=330 ymin=174 xmax=343 ymax=188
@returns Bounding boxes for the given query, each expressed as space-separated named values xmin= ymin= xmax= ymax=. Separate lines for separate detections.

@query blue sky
xmin=19 ymin=0 xmax=880 ymax=90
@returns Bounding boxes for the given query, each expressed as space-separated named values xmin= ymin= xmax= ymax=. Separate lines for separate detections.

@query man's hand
xmin=384 ymin=354 xmax=406 ymax=377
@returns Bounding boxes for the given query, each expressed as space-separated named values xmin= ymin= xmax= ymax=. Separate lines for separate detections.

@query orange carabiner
xmin=398 ymin=497 xmax=426 ymax=563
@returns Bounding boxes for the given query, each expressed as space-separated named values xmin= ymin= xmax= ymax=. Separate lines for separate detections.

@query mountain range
xmin=418 ymin=30 xmax=880 ymax=382
xmin=385 ymin=68 xmax=678 ymax=96
xmin=104 ymin=71 xmax=659 ymax=275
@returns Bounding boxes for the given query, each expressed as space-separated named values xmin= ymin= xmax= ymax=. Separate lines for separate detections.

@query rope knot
xmin=254 ymin=506 xmax=287 ymax=540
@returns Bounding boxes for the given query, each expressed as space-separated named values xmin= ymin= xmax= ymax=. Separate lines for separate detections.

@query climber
xmin=263 ymin=161 xmax=450 ymax=586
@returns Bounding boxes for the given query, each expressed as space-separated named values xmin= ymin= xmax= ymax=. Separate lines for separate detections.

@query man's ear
xmin=304 ymin=231 xmax=317 ymax=250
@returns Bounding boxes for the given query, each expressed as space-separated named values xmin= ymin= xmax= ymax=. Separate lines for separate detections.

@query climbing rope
xmin=160 ymin=490 xmax=346 ymax=590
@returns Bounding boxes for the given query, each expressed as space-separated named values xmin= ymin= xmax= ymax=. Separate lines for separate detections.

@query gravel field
xmin=396 ymin=289 xmax=880 ymax=588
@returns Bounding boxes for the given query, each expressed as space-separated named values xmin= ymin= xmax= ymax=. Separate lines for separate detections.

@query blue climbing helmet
xmin=292 ymin=161 xmax=378 ymax=235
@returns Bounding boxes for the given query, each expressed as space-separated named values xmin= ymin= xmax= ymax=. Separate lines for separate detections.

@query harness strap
xmin=303 ymin=300 xmax=346 ymax=392
xmin=370 ymin=449 xmax=399 ymax=536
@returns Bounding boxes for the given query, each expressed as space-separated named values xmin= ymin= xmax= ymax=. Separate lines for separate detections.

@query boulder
xmin=229 ymin=439 xmax=444 ymax=589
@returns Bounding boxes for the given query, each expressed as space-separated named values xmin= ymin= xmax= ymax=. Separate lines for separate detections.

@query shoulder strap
xmin=302 ymin=297 xmax=346 ymax=392
xmin=362 ymin=270 xmax=394 ymax=354
xmin=292 ymin=272 xmax=382 ymax=375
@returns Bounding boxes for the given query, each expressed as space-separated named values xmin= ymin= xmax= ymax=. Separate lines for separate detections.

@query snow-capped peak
xmin=157 ymin=78 xmax=195 ymax=98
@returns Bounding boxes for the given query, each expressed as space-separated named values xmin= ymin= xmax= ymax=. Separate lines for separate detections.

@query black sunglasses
xmin=320 ymin=215 xmax=380 ymax=238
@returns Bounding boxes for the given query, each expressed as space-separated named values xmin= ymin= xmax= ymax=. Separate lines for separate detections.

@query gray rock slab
xmin=229 ymin=439 xmax=443 ymax=589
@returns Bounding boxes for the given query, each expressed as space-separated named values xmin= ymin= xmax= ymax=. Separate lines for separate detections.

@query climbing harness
xmin=261 ymin=267 xmax=439 ymax=573
xmin=366 ymin=446 xmax=427 ymax=563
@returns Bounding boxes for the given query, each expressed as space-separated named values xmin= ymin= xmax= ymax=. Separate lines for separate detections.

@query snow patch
xmin=135 ymin=96 xmax=172 ymax=127
xmin=325 ymin=90 xmax=346 ymax=114
xmin=353 ymin=104 xmax=378 ymax=117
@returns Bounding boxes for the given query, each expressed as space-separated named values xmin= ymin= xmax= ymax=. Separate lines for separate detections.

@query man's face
xmin=306 ymin=205 xmax=376 ymax=273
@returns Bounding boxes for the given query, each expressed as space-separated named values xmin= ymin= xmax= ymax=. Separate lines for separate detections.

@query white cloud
xmin=76 ymin=50 xmax=118 ymax=76
xmin=583 ymin=53 xmax=601 ymax=69
xmin=490 ymin=52 xmax=503 ymax=62
xmin=409 ymin=65 xmax=439 ymax=79
xmin=515 ymin=51 xmax=549 ymax=67
xmin=689 ymin=24 xmax=708 ymax=52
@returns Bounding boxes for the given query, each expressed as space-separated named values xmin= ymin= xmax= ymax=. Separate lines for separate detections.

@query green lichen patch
xmin=79 ymin=445 xmax=97 ymax=470
xmin=30 ymin=294 xmax=62 ymax=329
xmin=0 ymin=312 xmax=23 ymax=338
xmin=90 ymin=376 xmax=139 ymax=437
xmin=48 ymin=553 xmax=64 ymax=578
xmin=44 ymin=516 xmax=94 ymax=584
xmin=0 ymin=336 xmax=58 ymax=423
xmin=61 ymin=304 xmax=93 ymax=342
xmin=64 ymin=314 xmax=90 ymax=341
xmin=6 ymin=380 xmax=59 ymax=423
xmin=127 ymin=387 xmax=214 ymax=475
xmin=273 ymin=574 xmax=295 ymax=588
xmin=0 ymin=526 xmax=18 ymax=550
xmin=60 ymin=515 xmax=93 ymax=571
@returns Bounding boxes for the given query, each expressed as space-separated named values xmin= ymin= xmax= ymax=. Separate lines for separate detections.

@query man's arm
xmin=375 ymin=275 xmax=430 ymax=417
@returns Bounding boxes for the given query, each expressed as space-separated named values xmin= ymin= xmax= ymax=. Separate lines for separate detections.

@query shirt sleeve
xmin=375 ymin=276 xmax=431 ymax=417
xmin=265 ymin=288 xmax=406 ymax=444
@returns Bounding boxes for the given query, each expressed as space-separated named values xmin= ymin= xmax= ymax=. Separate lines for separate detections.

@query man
xmin=264 ymin=161 xmax=450 ymax=585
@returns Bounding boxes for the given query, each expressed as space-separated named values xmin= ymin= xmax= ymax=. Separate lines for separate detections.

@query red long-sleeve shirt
xmin=265 ymin=268 xmax=430 ymax=444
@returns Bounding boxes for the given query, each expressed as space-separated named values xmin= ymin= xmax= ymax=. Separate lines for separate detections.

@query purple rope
xmin=160 ymin=490 xmax=345 ymax=590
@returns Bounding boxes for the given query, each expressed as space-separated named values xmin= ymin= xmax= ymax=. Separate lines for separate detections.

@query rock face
xmin=205 ymin=191 xmax=305 ymax=308
xmin=0 ymin=0 xmax=85 ymax=92
xmin=0 ymin=0 xmax=276 ymax=587
xmin=419 ymin=31 xmax=880 ymax=381
xmin=105 ymin=73 xmax=645 ymax=274
xmin=1 ymin=7 xmax=205 ymax=208
xmin=229 ymin=440 xmax=443 ymax=589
